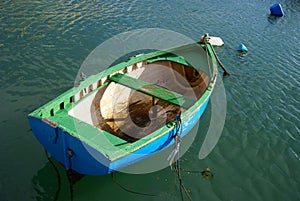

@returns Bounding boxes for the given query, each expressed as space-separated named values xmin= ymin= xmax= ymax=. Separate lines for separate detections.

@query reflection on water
xmin=32 ymin=160 xmax=61 ymax=201
xmin=1 ymin=0 xmax=299 ymax=200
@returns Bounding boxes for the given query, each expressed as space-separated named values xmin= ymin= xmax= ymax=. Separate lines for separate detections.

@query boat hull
xmin=29 ymin=97 xmax=210 ymax=176
xmin=28 ymin=43 xmax=219 ymax=176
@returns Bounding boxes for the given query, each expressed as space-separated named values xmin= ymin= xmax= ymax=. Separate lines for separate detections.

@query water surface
xmin=0 ymin=0 xmax=299 ymax=200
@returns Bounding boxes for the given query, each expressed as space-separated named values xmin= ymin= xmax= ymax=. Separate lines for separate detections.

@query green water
xmin=1 ymin=0 xmax=299 ymax=200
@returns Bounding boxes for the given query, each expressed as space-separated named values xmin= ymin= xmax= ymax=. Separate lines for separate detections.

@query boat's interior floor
xmin=69 ymin=61 xmax=209 ymax=142
xmin=93 ymin=95 xmax=181 ymax=142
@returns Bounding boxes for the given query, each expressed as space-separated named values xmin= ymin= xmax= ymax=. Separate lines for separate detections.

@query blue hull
xmin=28 ymin=97 xmax=210 ymax=176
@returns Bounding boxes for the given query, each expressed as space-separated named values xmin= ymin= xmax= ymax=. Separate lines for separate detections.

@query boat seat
xmin=109 ymin=73 xmax=196 ymax=109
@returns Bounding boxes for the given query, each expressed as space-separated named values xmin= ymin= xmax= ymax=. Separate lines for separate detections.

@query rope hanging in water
xmin=167 ymin=115 xmax=182 ymax=166
xmin=187 ymin=167 xmax=214 ymax=180
xmin=168 ymin=115 xmax=193 ymax=201
xmin=44 ymin=149 xmax=61 ymax=201
xmin=111 ymin=173 xmax=158 ymax=197
xmin=65 ymin=149 xmax=84 ymax=201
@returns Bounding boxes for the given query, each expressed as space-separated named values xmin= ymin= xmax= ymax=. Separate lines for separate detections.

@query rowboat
xmin=28 ymin=42 xmax=218 ymax=176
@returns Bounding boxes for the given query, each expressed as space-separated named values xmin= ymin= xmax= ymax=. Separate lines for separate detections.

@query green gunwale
xmin=28 ymin=43 xmax=218 ymax=161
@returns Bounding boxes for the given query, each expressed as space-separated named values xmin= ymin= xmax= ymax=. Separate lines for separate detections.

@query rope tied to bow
xmin=167 ymin=114 xmax=182 ymax=167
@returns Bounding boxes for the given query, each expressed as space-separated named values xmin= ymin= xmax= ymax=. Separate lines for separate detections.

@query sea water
xmin=0 ymin=0 xmax=299 ymax=200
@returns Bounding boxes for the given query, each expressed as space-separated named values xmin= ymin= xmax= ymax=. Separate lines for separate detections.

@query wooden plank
xmin=109 ymin=73 xmax=196 ymax=109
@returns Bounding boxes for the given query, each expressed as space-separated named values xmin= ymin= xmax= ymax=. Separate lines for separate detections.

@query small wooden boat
xmin=28 ymin=42 xmax=218 ymax=176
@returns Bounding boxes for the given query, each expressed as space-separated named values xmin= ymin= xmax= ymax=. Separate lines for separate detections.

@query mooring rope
xmin=66 ymin=149 xmax=74 ymax=201
xmin=205 ymin=42 xmax=230 ymax=77
xmin=187 ymin=168 xmax=214 ymax=180
xmin=67 ymin=172 xmax=74 ymax=201
xmin=174 ymin=160 xmax=193 ymax=201
xmin=44 ymin=149 xmax=61 ymax=201
xmin=111 ymin=172 xmax=158 ymax=197
xmin=167 ymin=115 xmax=182 ymax=166
xmin=44 ymin=149 xmax=75 ymax=201
xmin=167 ymin=115 xmax=193 ymax=201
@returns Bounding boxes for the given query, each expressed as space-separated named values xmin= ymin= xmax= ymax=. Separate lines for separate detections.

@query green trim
xmin=28 ymin=43 xmax=218 ymax=161
xmin=147 ymin=54 xmax=189 ymax=66
xmin=109 ymin=73 xmax=196 ymax=109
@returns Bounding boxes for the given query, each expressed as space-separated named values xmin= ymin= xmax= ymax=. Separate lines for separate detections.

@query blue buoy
xmin=270 ymin=3 xmax=284 ymax=17
xmin=237 ymin=44 xmax=248 ymax=52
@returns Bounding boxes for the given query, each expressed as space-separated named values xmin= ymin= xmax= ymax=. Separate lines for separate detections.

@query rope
xmin=63 ymin=149 xmax=83 ymax=201
xmin=167 ymin=115 xmax=182 ymax=166
xmin=209 ymin=43 xmax=230 ymax=76
xmin=66 ymin=149 xmax=74 ymax=201
xmin=67 ymin=171 xmax=74 ymax=201
xmin=168 ymin=115 xmax=193 ymax=201
xmin=111 ymin=173 xmax=158 ymax=197
xmin=186 ymin=168 xmax=214 ymax=180
xmin=174 ymin=160 xmax=192 ymax=201
xmin=44 ymin=149 xmax=61 ymax=201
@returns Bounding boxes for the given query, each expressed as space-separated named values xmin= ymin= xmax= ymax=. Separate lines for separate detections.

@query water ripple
xmin=1 ymin=0 xmax=300 ymax=201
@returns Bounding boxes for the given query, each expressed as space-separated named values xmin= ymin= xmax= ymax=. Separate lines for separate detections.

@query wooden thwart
xmin=109 ymin=73 xmax=196 ymax=109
